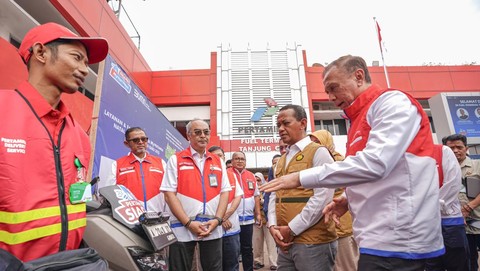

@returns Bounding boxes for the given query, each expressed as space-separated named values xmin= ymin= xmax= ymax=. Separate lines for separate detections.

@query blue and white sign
xmin=92 ymin=55 xmax=188 ymax=184
xmin=447 ymin=96 xmax=480 ymax=138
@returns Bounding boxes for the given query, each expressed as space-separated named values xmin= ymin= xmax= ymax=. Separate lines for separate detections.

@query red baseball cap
xmin=19 ymin=22 xmax=109 ymax=64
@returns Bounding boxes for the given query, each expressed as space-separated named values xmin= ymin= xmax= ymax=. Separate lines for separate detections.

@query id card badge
xmin=208 ymin=174 xmax=218 ymax=187
xmin=69 ymin=182 xmax=92 ymax=204
xmin=69 ymin=157 xmax=92 ymax=204
xmin=247 ymin=181 xmax=254 ymax=190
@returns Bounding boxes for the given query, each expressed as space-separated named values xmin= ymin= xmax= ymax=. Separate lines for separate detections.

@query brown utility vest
xmin=275 ymin=142 xmax=337 ymax=244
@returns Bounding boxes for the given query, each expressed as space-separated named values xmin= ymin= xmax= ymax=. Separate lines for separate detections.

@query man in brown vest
xmin=267 ymin=104 xmax=338 ymax=270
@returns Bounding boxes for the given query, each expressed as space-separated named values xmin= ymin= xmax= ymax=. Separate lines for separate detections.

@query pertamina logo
xmin=112 ymin=186 xmax=146 ymax=225
xmin=109 ymin=62 xmax=132 ymax=94
xmin=250 ymin=98 xmax=279 ymax=122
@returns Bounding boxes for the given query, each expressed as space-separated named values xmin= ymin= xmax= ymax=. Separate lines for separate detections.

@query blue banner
xmin=92 ymin=55 xmax=188 ymax=183
xmin=447 ymin=96 xmax=480 ymax=138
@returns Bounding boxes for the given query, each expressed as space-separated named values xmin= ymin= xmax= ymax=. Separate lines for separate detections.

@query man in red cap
xmin=0 ymin=22 xmax=108 ymax=262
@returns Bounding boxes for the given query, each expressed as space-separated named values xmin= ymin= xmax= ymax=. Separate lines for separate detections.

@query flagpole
xmin=373 ymin=17 xmax=391 ymax=88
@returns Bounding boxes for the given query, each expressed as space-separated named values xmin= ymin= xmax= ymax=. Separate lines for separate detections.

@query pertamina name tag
xmin=209 ymin=174 xmax=218 ymax=187
xmin=69 ymin=182 xmax=92 ymax=204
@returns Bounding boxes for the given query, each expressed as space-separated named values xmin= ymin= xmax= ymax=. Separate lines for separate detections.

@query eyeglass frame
xmin=127 ymin=137 xmax=149 ymax=144
xmin=190 ymin=129 xmax=211 ymax=136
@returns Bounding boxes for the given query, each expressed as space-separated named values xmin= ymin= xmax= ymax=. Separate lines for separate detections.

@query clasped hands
xmin=187 ymin=219 xmax=220 ymax=239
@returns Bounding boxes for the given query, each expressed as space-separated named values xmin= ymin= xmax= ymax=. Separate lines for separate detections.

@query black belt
xmin=276 ymin=197 xmax=310 ymax=203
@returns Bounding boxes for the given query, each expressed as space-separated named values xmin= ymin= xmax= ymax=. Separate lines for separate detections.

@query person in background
xmin=444 ymin=133 xmax=480 ymax=271
xmin=208 ymin=145 xmax=244 ymax=271
xmin=263 ymin=139 xmax=287 ymax=231
xmin=425 ymin=144 xmax=470 ymax=271
xmin=277 ymin=139 xmax=288 ymax=156
xmin=261 ymin=55 xmax=443 ymax=271
xmin=161 ymin=119 xmax=231 ymax=271
xmin=230 ymin=151 xmax=262 ymax=271
xmin=226 ymin=159 xmax=233 ymax=169
xmin=104 ymin=127 xmax=166 ymax=212
xmin=264 ymin=154 xmax=282 ymax=225
xmin=268 ymin=104 xmax=337 ymax=270
xmin=0 ymin=22 xmax=108 ymax=262
xmin=252 ymin=172 xmax=277 ymax=270
xmin=309 ymin=129 xmax=359 ymax=271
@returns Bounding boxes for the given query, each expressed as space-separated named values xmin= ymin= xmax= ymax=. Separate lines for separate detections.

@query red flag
xmin=376 ymin=21 xmax=382 ymax=52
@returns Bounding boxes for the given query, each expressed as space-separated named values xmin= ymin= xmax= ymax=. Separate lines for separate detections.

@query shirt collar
xmin=461 ymin=156 xmax=473 ymax=169
xmin=17 ymin=81 xmax=73 ymax=123
xmin=128 ymin=152 xmax=151 ymax=164
xmin=288 ymin=136 xmax=312 ymax=154
xmin=189 ymin=146 xmax=206 ymax=159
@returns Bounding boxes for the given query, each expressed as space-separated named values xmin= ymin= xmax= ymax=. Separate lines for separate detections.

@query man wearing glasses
xmin=105 ymin=127 xmax=166 ymax=212
xmin=161 ymin=119 xmax=231 ymax=271
xmin=229 ymin=151 xmax=262 ymax=271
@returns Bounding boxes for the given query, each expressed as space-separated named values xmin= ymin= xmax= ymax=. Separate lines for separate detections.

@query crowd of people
xmin=1 ymin=22 xmax=480 ymax=271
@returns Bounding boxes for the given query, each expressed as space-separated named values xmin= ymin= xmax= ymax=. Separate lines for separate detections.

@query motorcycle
xmin=83 ymin=185 xmax=176 ymax=271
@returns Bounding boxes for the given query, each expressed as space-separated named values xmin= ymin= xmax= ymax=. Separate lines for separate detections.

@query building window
xmin=170 ymin=121 xmax=188 ymax=139
xmin=428 ymin=116 xmax=436 ymax=133
xmin=9 ymin=35 xmax=20 ymax=49
xmin=314 ymin=119 xmax=347 ymax=135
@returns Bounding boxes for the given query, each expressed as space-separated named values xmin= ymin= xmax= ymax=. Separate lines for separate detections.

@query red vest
xmin=344 ymin=85 xmax=433 ymax=159
xmin=229 ymin=168 xmax=257 ymax=199
xmin=116 ymin=153 xmax=165 ymax=202
xmin=432 ymin=144 xmax=444 ymax=187
xmin=176 ymin=149 xmax=224 ymax=203
xmin=0 ymin=88 xmax=90 ymax=261
xmin=227 ymin=171 xmax=237 ymax=203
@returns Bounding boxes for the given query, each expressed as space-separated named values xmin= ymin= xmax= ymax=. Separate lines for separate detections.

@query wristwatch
xmin=290 ymin=229 xmax=297 ymax=237
xmin=214 ymin=216 xmax=223 ymax=225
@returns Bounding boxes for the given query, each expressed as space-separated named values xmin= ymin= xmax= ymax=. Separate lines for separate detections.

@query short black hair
xmin=208 ymin=145 xmax=224 ymax=154
xmin=443 ymin=134 xmax=467 ymax=146
xmin=279 ymin=104 xmax=307 ymax=122
xmin=27 ymin=39 xmax=77 ymax=69
xmin=125 ymin=127 xmax=145 ymax=140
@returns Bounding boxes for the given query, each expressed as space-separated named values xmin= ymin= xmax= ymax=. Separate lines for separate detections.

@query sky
xmin=115 ymin=0 xmax=480 ymax=71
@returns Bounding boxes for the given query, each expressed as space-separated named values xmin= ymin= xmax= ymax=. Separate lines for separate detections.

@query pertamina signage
xmin=237 ymin=98 xmax=279 ymax=135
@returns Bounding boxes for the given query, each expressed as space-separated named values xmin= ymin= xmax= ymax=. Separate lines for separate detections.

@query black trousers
xmin=240 ymin=224 xmax=254 ymax=271
xmin=425 ymin=224 xmax=470 ymax=271
xmin=169 ymin=238 xmax=222 ymax=271
xmin=466 ymin=234 xmax=480 ymax=271
xmin=358 ymin=254 xmax=426 ymax=271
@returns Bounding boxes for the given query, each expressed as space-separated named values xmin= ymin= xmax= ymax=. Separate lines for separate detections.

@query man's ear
xmin=123 ymin=140 xmax=129 ymax=148
xmin=30 ymin=43 xmax=48 ymax=64
xmin=300 ymin=118 xmax=308 ymax=131
xmin=354 ymin=69 xmax=365 ymax=81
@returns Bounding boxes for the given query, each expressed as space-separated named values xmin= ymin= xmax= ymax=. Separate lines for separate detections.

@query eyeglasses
xmin=233 ymin=157 xmax=246 ymax=161
xmin=127 ymin=137 xmax=149 ymax=144
xmin=191 ymin=129 xmax=210 ymax=136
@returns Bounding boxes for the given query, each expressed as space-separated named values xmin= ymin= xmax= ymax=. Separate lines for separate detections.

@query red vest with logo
xmin=230 ymin=168 xmax=257 ymax=199
xmin=116 ymin=153 xmax=164 ymax=202
xmin=176 ymin=149 xmax=224 ymax=203
xmin=0 ymin=88 xmax=89 ymax=261
xmin=344 ymin=85 xmax=433 ymax=159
